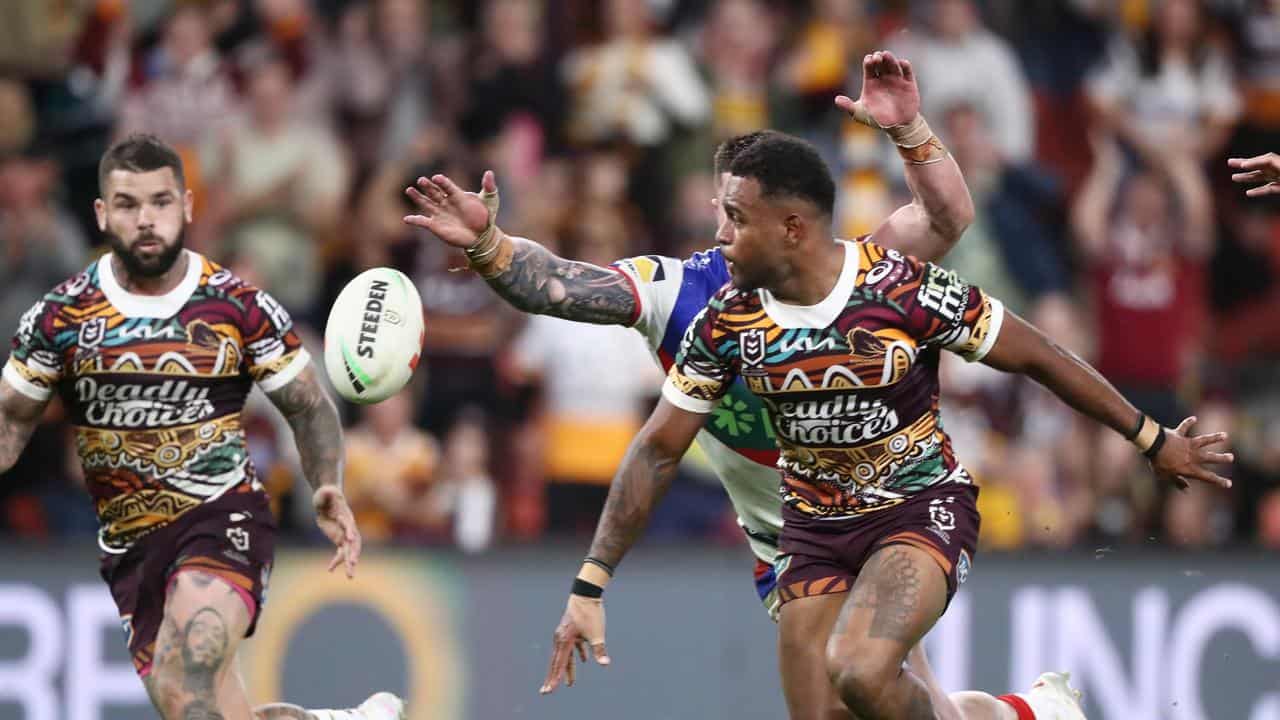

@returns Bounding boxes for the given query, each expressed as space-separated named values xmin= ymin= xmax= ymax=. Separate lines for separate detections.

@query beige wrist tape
xmin=469 ymin=229 xmax=515 ymax=279
xmin=1131 ymin=415 xmax=1163 ymax=454
xmin=849 ymin=106 xmax=948 ymax=164
xmin=577 ymin=561 xmax=612 ymax=588
xmin=464 ymin=181 xmax=502 ymax=266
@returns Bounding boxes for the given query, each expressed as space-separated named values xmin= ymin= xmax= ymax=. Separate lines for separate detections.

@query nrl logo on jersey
xmin=740 ymin=328 xmax=768 ymax=376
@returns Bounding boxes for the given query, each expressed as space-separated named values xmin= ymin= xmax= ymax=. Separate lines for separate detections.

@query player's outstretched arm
xmin=539 ymin=398 xmax=706 ymax=695
xmin=1228 ymin=152 xmax=1280 ymax=197
xmin=403 ymin=172 xmax=639 ymax=325
xmin=840 ymin=50 xmax=975 ymax=263
xmin=980 ymin=311 xmax=1233 ymax=490
xmin=0 ymin=379 xmax=48 ymax=473
xmin=266 ymin=365 xmax=362 ymax=578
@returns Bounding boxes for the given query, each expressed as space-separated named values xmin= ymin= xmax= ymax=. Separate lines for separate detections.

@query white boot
xmin=1018 ymin=672 xmax=1085 ymax=720
xmin=309 ymin=693 xmax=406 ymax=720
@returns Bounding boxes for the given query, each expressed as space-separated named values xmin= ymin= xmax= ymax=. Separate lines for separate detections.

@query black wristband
xmin=583 ymin=556 xmax=615 ymax=577
xmin=1125 ymin=413 xmax=1147 ymax=441
xmin=1142 ymin=426 xmax=1167 ymax=459
xmin=572 ymin=578 xmax=604 ymax=599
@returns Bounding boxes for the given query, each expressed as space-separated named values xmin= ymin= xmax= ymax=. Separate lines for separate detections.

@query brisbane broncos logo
xmin=845 ymin=327 xmax=916 ymax=387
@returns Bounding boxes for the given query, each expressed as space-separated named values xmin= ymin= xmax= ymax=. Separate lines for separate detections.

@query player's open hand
xmin=1149 ymin=416 xmax=1233 ymax=491
xmin=1228 ymin=153 xmax=1280 ymax=197
xmin=539 ymin=594 xmax=610 ymax=695
xmin=313 ymin=486 xmax=362 ymax=578
xmin=835 ymin=50 xmax=920 ymax=129
xmin=403 ymin=171 xmax=499 ymax=248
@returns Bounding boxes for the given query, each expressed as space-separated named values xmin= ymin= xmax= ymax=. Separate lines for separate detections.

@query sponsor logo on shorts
xmin=226 ymin=527 xmax=250 ymax=552
xmin=223 ymin=549 xmax=249 ymax=565
xmin=956 ymin=549 xmax=971 ymax=584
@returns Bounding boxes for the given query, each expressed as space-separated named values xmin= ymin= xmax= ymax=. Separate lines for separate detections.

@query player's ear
xmin=93 ymin=198 xmax=107 ymax=232
xmin=783 ymin=213 xmax=803 ymax=248
xmin=183 ymin=188 xmax=194 ymax=223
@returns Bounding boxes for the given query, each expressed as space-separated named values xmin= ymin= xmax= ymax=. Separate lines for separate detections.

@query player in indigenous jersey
xmin=405 ymin=51 xmax=1044 ymax=718
xmin=0 ymin=136 xmax=403 ymax=720
xmin=1228 ymin=151 xmax=1280 ymax=196
xmin=650 ymin=134 xmax=1230 ymax=719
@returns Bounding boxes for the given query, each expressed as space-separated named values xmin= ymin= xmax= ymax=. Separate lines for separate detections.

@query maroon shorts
xmin=98 ymin=489 xmax=276 ymax=677
xmin=776 ymin=482 xmax=979 ymax=607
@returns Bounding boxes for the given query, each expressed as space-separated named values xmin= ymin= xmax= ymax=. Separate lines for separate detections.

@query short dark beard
xmin=106 ymin=226 xmax=185 ymax=279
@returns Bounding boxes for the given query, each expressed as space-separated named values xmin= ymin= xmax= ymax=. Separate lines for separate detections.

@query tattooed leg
xmin=149 ymin=572 xmax=252 ymax=720
xmin=825 ymin=545 xmax=951 ymax=720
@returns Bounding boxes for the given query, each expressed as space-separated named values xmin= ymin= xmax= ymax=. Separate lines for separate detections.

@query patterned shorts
xmin=775 ymin=483 xmax=980 ymax=607
xmin=98 ymin=489 xmax=276 ymax=677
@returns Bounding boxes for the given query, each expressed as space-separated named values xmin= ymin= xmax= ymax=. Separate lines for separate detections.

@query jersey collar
xmin=98 ymin=249 xmax=203 ymax=318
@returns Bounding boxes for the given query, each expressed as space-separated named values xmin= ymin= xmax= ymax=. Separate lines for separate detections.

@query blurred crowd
xmin=0 ymin=0 xmax=1278 ymax=554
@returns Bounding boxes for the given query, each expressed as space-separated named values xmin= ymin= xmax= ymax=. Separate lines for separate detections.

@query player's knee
xmin=146 ymin=663 xmax=186 ymax=719
xmin=825 ymin=638 xmax=895 ymax=709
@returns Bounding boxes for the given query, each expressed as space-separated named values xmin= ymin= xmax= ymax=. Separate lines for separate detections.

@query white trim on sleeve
xmin=255 ymin=348 xmax=311 ymax=393
xmin=661 ymin=377 xmax=716 ymax=415
xmin=2 ymin=360 xmax=52 ymax=402
xmin=963 ymin=297 xmax=1005 ymax=362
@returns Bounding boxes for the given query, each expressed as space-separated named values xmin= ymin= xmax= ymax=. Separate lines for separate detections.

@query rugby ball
xmin=324 ymin=267 xmax=425 ymax=404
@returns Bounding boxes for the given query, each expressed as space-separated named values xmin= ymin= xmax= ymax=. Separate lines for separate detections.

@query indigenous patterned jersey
xmin=662 ymin=240 xmax=1005 ymax=520
xmin=612 ymin=249 xmax=783 ymax=563
xmin=3 ymin=251 xmax=309 ymax=552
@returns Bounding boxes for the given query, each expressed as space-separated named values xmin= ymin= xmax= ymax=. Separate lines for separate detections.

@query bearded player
xmin=406 ymin=52 xmax=1090 ymax=718
xmin=0 ymin=135 xmax=404 ymax=720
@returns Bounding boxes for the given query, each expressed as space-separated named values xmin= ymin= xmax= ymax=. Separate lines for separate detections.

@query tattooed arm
xmin=0 ymin=379 xmax=48 ymax=473
xmin=266 ymin=365 xmax=362 ymax=576
xmin=587 ymin=399 xmax=705 ymax=565
xmin=403 ymin=172 xmax=640 ymax=325
xmin=481 ymin=236 xmax=639 ymax=325
xmin=265 ymin=365 xmax=343 ymax=491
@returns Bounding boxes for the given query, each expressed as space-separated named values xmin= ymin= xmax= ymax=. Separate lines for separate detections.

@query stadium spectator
xmin=343 ymin=392 xmax=447 ymax=543
xmin=890 ymin=0 xmax=1036 ymax=163
xmin=199 ymin=47 xmax=348 ymax=323
xmin=1087 ymin=0 xmax=1240 ymax=163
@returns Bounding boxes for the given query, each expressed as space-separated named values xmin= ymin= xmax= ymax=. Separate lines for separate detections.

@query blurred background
xmin=0 ymin=0 xmax=1276 ymax=719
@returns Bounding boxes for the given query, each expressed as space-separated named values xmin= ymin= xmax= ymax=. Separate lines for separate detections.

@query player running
xmin=0 ymin=135 xmax=403 ymax=720
xmin=408 ymin=51 xmax=1090 ymax=719
xmin=619 ymin=133 xmax=1229 ymax=719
